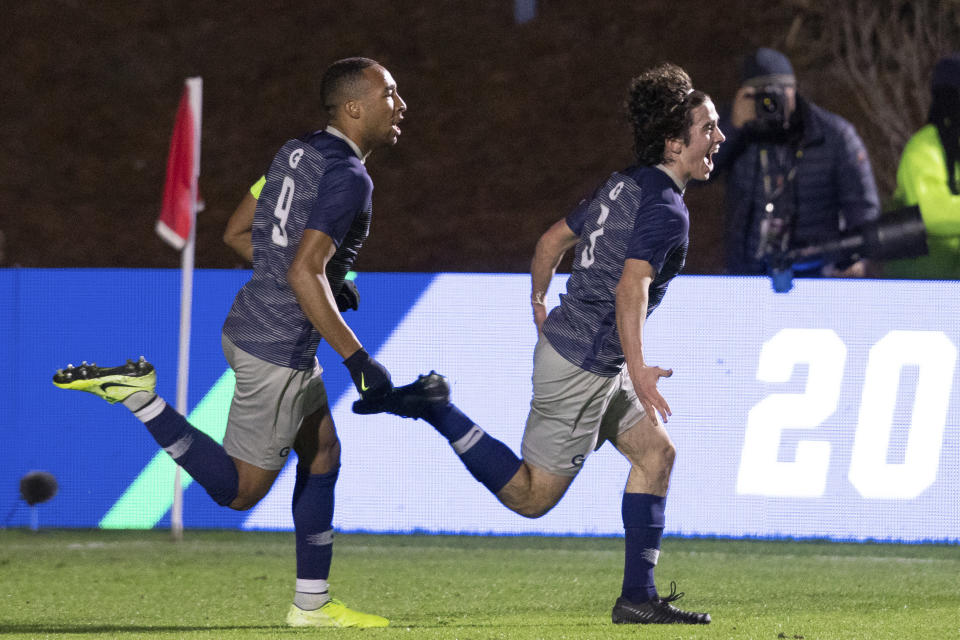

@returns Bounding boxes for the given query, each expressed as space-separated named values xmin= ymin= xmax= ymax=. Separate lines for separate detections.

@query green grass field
xmin=0 ymin=529 xmax=957 ymax=640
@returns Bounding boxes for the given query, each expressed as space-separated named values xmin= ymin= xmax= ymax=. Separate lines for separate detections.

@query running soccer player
xmin=356 ymin=63 xmax=723 ymax=625
xmin=53 ymin=57 xmax=405 ymax=628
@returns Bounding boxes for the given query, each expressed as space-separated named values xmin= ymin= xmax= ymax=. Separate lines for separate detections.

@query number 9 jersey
xmin=223 ymin=129 xmax=373 ymax=370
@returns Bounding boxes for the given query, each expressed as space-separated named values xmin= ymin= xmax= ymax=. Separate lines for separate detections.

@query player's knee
xmin=516 ymin=504 xmax=551 ymax=519
xmin=227 ymin=497 xmax=256 ymax=511
xmin=316 ymin=435 xmax=340 ymax=458
xmin=627 ymin=439 xmax=676 ymax=478
xmin=227 ymin=488 xmax=265 ymax=511
xmin=641 ymin=433 xmax=675 ymax=468
xmin=309 ymin=444 xmax=341 ymax=474
xmin=513 ymin=494 xmax=560 ymax=519
xmin=644 ymin=442 xmax=676 ymax=479
xmin=659 ymin=440 xmax=677 ymax=469
xmin=298 ymin=434 xmax=340 ymax=470
xmin=498 ymin=463 xmax=567 ymax=518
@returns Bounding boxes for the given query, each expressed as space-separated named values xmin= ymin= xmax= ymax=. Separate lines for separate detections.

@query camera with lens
xmin=765 ymin=205 xmax=929 ymax=293
xmin=752 ymin=84 xmax=788 ymax=131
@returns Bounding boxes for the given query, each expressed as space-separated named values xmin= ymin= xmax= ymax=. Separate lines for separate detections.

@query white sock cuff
xmin=295 ymin=578 xmax=330 ymax=595
xmin=305 ymin=529 xmax=334 ymax=546
xmin=163 ymin=433 xmax=194 ymax=460
xmin=133 ymin=395 xmax=166 ymax=422
xmin=451 ymin=425 xmax=485 ymax=455
xmin=642 ymin=548 xmax=661 ymax=565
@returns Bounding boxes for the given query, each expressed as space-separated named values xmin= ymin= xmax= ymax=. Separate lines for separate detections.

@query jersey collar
xmin=325 ymin=125 xmax=370 ymax=163
xmin=654 ymin=163 xmax=686 ymax=193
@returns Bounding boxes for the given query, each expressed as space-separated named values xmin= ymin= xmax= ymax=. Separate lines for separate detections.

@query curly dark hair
xmin=626 ymin=63 xmax=707 ymax=166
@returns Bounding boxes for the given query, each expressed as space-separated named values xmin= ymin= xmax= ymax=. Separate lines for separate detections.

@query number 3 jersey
xmin=542 ymin=166 xmax=689 ymax=377
xmin=223 ymin=129 xmax=373 ymax=370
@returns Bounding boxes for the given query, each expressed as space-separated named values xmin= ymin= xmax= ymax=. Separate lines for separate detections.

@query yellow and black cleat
xmin=53 ymin=357 xmax=156 ymax=404
xmin=286 ymin=599 xmax=388 ymax=628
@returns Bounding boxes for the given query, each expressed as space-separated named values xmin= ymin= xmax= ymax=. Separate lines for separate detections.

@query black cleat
xmin=352 ymin=371 xmax=450 ymax=419
xmin=611 ymin=582 xmax=711 ymax=625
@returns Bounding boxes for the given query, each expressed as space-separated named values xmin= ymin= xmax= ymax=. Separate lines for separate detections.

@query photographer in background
xmin=884 ymin=53 xmax=960 ymax=280
xmin=711 ymin=48 xmax=880 ymax=279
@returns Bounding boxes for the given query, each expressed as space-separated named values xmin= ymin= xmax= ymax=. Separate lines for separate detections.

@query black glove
xmin=343 ymin=348 xmax=392 ymax=398
xmin=335 ymin=279 xmax=359 ymax=312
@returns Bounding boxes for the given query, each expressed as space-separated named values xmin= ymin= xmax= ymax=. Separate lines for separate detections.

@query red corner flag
xmin=156 ymin=78 xmax=202 ymax=250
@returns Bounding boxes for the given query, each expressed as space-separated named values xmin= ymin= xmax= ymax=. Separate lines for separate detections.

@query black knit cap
xmin=741 ymin=47 xmax=795 ymax=87
xmin=932 ymin=53 xmax=960 ymax=89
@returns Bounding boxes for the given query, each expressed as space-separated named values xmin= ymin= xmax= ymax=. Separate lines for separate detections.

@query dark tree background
xmin=3 ymin=1 xmax=953 ymax=272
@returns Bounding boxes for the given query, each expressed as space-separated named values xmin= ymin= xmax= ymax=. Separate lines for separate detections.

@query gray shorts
xmin=521 ymin=334 xmax=646 ymax=477
xmin=221 ymin=333 xmax=328 ymax=471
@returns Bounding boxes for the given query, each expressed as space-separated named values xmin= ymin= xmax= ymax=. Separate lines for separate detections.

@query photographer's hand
xmin=830 ymin=258 xmax=873 ymax=278
xmin=731 ymin=86 xmax=757 ymax=128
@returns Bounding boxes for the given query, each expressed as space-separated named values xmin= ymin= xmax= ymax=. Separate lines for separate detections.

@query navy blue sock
xmin=133 ymin=397 xmax=238 ymax=507
xmin=458 ymin=432 xmax=523 ymax=494
xmin=294 ymin=467 xmax=338 ymax=582
xmin=423 ymin=402 xmax=476 ymax=442
xmin=292 ymin=464 xmax=309 ymax=512
xmin=423 ymin=402 xmax=522 ymax=494
xmin=621 ymin=492 xmax=666 ymax=603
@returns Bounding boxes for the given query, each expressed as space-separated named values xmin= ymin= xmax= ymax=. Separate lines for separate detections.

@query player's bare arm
xmin=616 ymin=258 xmax=673 ymax=423
xmin=530 ymin=218 xmax=579 ymax=331
xmin=223 ymin=191 xmax=256 ymax=262
xmin=287 ymin=228 xmax=363 ymax=359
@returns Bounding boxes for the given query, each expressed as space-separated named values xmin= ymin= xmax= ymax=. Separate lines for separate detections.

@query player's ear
xmin=344 ymin=98 xmax=363 ymax=120
xmin=663 ymin=137 xmax=683 ymax=162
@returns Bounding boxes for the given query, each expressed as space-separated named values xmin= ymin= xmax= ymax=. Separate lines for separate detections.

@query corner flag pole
xmin=156 ymin=76 xmax=202 ymax=541
xmin=172 ymin=76 xmax=202 ymax=541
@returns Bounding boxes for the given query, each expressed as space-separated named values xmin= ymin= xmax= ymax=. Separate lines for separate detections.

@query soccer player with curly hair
xmin=358 ymin=62 xmax=724 ymax=625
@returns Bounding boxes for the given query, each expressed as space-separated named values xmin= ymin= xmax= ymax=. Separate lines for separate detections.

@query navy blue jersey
xmin=223 ymin=130 xmax=373 ymax=369
xmin=543 ymin=166 xmax=689 ymax=376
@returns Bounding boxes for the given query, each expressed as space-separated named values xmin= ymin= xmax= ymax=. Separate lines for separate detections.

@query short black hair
xmin=320 ymin=57 xmax=380 ymax=115
xmin=626 ymin=63 xmax=707 ymax=166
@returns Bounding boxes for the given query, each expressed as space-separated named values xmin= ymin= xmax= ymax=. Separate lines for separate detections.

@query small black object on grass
xmin=20 ymin=471 xmax=58 ymax=506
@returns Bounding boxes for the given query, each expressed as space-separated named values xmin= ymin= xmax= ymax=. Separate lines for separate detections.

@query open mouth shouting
xmin=704 ymin=143 xmax=720 ymax=173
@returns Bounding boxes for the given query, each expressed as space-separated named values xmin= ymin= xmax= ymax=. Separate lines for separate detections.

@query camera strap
xmin=759 ymin=145 xmax=798 ymax=202
xmin=754 ymin=146 xmax=800 ymax=261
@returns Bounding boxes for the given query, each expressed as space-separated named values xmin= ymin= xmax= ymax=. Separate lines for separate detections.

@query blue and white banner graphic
xmin=2 ymin=269 xmax=958 ymax=542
